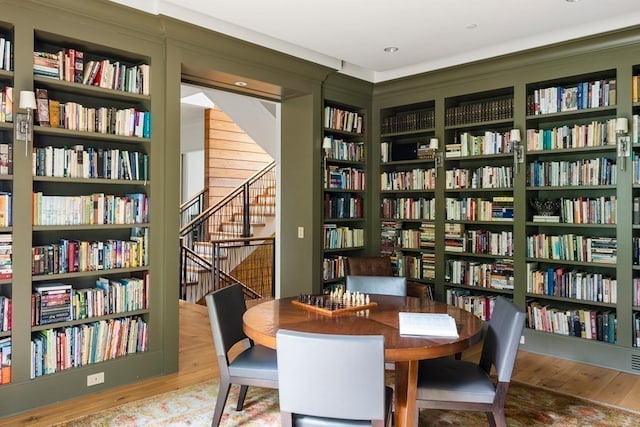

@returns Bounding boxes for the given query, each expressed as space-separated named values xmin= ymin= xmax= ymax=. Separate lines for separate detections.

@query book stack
xmin=33 ymin=283 xmax=72 ymax=326
xmin=0 ymin=234 xmax=11 ymax=279
xmin=491 ymin=196 xmax=514 ymax=221
xmin=0 ymin=337 xmax=10 ymax=384
xmin=444 ymin=223 xmax=465 ymax=252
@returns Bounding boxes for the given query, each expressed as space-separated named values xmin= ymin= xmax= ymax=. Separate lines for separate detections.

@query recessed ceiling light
xmin=234 ymin=81 xmax=248 ymax=87
xmin=466 ymin=23 xmax=478 ymax=30
xmin=384 ymin=47 xmax=399 ymax=53
xmin=566 ymin=0 xmax=580 ymax=2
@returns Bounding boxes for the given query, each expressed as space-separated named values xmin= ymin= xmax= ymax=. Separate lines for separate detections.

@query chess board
xmin=292 ymin=295 xmax=377 ymax=316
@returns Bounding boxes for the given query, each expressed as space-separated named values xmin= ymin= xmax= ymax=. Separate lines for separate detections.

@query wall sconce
xmin=511 ymin=129 xmax=524 ymax=175
xmin=429 ymin=137 xmax=443 ymax=177
xmin=16 ymin=90 xmax=37 ymax=155
xmin=322 ymin=136 xmax=332 ymax=158
xmin=616 ymin=117 xmax=630 ymax=171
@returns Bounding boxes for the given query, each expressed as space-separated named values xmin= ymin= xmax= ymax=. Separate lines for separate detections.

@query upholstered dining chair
xmin=205 ymin=284 xmax=278 ymax=427
xmin=344 ymin=255 xmax=432 ymax=299
xmin=276 ymin=329 xmax=393 ymax=427
xmin=346 ymin=275 xmax=407 ymax=297
xmin=413 ymin=295 xmax=526 ymax=427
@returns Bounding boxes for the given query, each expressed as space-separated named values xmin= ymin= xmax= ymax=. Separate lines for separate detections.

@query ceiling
xmin=111 ymin=0 xmax=640 ymax=83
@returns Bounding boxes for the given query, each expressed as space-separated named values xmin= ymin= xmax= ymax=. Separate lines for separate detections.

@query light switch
xmin=297 ymin=226 xmax=304 ymax=238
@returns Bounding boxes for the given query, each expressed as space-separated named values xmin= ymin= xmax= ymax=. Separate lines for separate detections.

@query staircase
xmin=180 ymin=162 xmax=276 ymax=303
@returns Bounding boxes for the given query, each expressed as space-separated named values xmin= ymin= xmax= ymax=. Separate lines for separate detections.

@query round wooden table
xmin=243 ymin=295 xmax=483 ymax=427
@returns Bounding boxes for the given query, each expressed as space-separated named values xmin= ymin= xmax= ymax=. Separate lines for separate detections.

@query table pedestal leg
xmin=394 ymin=360 xmax=419 ymax=427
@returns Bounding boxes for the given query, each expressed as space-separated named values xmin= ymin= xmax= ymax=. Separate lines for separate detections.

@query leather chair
xmin=205 ymin=284 xmax=278 ymax=426
xmin=276 ymin=329 xmax=393 ymax=427
xmin=413 ymin=296 xmax=526 ymax=427
xmin=344 ymin=255 xmax=431 ymax=299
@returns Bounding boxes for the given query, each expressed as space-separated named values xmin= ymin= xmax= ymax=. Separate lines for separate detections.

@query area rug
xmin=53 ymin=378 xmax=640 ymax=426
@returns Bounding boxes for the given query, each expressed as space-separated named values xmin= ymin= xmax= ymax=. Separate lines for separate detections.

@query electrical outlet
xmin=520 ymin=335 xmax=525 ymax=345
xmin=87 ymin=372 xmax=105 ymax=387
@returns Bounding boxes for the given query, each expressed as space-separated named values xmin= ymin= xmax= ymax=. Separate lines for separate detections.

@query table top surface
xmin=243 ymin=295 xmax=483 ymax=362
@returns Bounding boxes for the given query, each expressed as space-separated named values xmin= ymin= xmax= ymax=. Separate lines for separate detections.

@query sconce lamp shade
xmin=19 ymin=90 xmax=37 ymax=110
xmin=616 ymin=118 xmax=628 ymax=133
xmin=322 ymin=136 xmax=332 ymax=149
xmin=511 ymin=129 xmax=521 ymax=142
xmin=429 ymin=137 xmax=438 ymax=149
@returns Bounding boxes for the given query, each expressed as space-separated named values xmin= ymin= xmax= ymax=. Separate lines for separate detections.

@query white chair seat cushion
xmin=229 ymin=344 xmax=278 ymax=381
xmin=416 ymin=358 xmax=496 ymax=404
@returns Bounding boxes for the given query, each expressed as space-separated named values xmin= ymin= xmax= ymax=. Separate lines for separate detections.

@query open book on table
xmin=398 ymin=312 xmax=459 ymax=338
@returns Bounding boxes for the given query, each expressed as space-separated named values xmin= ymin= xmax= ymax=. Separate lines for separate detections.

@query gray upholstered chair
xmin=414 ymin=295 xmax=525 ymax=427
xmin=276 ymin=329 xmax=393 ymax=427
xmin=344 ymin=255 xmax=431 ymax=299
xmin=205 ymin=284 xmax=278 ymax=427
xmin=346 ymin=275 xmax=407 ymax=297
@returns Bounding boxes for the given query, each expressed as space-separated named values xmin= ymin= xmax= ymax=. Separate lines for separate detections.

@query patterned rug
xmin=53 ymin=378 xmax=640 ymax=426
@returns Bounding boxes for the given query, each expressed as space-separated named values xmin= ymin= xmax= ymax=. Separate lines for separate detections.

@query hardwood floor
xmin=2 ymin=300 xmax=640 ymax=426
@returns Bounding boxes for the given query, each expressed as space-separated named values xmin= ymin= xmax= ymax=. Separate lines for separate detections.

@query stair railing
xmin=180 ymin=161 xmax=276 ymax=250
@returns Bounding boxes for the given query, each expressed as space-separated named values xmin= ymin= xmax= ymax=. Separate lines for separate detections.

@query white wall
xmin=180 ymin=105 xmax=205 ymax=202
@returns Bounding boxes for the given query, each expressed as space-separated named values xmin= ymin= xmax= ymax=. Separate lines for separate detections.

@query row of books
xmin=631 ymin=153 xmax=640 ymax=185
xmin=31 ymin=276 xmax=147 ymax=326
xmin=35 ymin=88 xmax=151 ymax=138
xmin=324 ymin=165 xmax=365 ymax=190
xmin=551 ymin=196 xmax=617 ymax=225
xmin=634 ymin=313 xmax=640 ymax=348
xmin=32 ymin=230 xmax=148 ymax=276
xmin=526 ymin=263 xmax=617 ymax=303
xmin=0 ymin=86 xmax=12 ymax=123
xmin=527 ymin=301 xmax=617 ymax=344
xmin=0 ymin=193 xmax=11 ymax=227
xmin=445 ymin=97 xmax=513 ymax=127
xmin=630 ymin=237 xmax=640 ymax=265
xmin=526 ymin=79 xmax=617 ymax=115
xmin=380 ymin=168 xmax=436 ymax=191
xmin=381 ymin=109 xmax=434 ymax=135
xmin=446 ymin=290 xmax=498 ymax=321
xmin=0 ymin=234 xmax=10 ymax=280
xmin=33 ymin=145 xmax=149 ymax=181
xmin=447 ymin=130 xmax=516 ymax=157
xmin=527 ymin=157 xmax=616 ymax=187
xmin=445 ymin=165 xmax=513 ymax=189
xmin=0 ymin=337 xmax=9 ymax=384
xmin=324 ymin=106 xmax=364 ymax=134
xmin=0 ymin=295 xmax=11 ymax=332
xmin=380 ymin=222 xmax=435 ymax=250
xmin=322 ymin=224 xmax=364 ymax=249
xmin=0 ymin=143 xmax=12 ymax=175
xmin=445 ymin=258 xmax=514 ymax=290
xmin=32 ymin=192 xmax=148 ymax=226
xmin=381 ymin=197 xmax=435 ymax=220
xmin=394 ymin=252 xmax=436 ymax=281
xmin=322 ymin=255 xmax=346 ymax=281
xmin=526 ymin=234 xmax=617 ymax=264
xmin=445 ymin=196 xmax=514 ymax=222
xmin=323 ymin=193 xmax=363 ymax=220
xmin=0 ymin=37 xmax=12 ymax=71
xmin=33 ymin=48 xmax=149 ymax=95
xmin=526 ymin=120 xmax=617 ymax=151
xmin=323 ymin=136 xmax=364 ymax=162
xmin=30 ymin=316 xmax=148 ymax=378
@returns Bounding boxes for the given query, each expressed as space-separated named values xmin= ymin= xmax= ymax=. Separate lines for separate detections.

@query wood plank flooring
xmin=2 ymin=300 xmax=639 ymax=426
